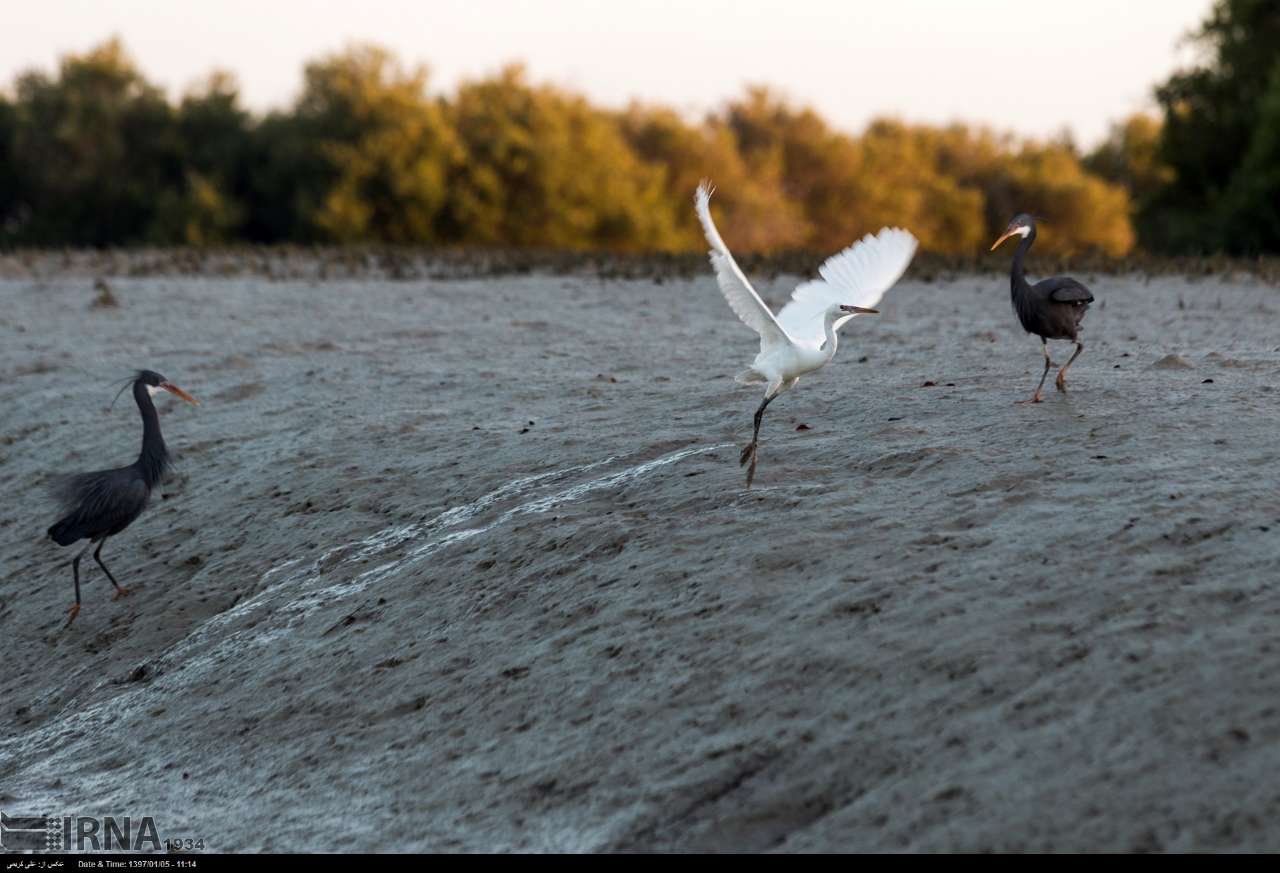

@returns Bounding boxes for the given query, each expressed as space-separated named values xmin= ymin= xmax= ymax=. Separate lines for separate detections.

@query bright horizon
xmin=1 ymin=0 xmax=1213 ymax=147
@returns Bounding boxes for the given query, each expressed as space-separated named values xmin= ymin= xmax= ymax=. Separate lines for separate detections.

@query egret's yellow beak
xmin=161 ymin=382 xmax=200 ymax=406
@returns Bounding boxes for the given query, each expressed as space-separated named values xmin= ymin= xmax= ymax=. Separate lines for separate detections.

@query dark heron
xmin=47 ymin=370 xmax=199 ymax=626
xmin=990 ymin=214 xmax=1095 ymax=403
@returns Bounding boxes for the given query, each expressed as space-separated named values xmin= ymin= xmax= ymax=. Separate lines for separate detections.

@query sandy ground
xmin=2 ymin=266 xmax=1280 ymax=852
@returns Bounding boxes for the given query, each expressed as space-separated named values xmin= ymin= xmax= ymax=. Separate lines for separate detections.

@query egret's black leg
xmin=740 ymin=394 xmax=775 ymax=488
xmin=93 ymin=538 xmax=130 ymax=600
xmin=739 ymin=394 xmax=774 ymax=464
xmin=1056 ymin=341 xmax=1084 ymax=392
xmin=1018 ymin=338 xmax=1053 ymax=404
xmin=66 ymin=542 xmax=92 ymax=627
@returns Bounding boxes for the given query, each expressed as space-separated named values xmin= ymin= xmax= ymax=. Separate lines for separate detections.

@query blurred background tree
xmin=5 ymin=39 xmax=183 ymax=246
xmin=1084 ymin=114 xmax=1173 ymax=248
xmin=152 ymin=72 xmax=252 ymax=244
xmin=1214 ymin=64 xmax=1280 ymax=252
xmin=441 ymin=65 xmax=676 ymax=250
xmin=294 ymin=45 xmax=459 ymax=243
xmin=619 ymin=103 xmax=807 ymax=253
xmin=0 ymin=4 xmax=1276 ymax=257
xmin=1146 ymin=0 xmax=1280 ymax=253
xmin=0 ymin=94 xmax=18 ymax=240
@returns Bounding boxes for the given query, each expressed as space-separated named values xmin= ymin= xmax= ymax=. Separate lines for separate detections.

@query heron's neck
xmin=134 ymin=382 xmax=170 ymax=489
xmin=1010 ymin=228 xmax=1035 ymax=297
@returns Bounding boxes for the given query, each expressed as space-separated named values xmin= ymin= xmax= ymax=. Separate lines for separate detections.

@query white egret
xmin=695 ymin=182 xmax=918 ymax=486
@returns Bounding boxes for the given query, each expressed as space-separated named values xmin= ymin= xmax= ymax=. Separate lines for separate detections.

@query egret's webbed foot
xmin=64 ymin=603 xmax=81 ymax=628
xmin=112 ymin=586 xmax=132 ymax=601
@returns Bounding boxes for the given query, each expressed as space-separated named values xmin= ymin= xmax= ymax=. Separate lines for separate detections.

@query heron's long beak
xmin=161 ymin=382 xmax=200 ymax=406
xmin=990 ymin=230 xmax=1018 ymax=251
xmin=840 ymin=305 xmax=879 ymax=315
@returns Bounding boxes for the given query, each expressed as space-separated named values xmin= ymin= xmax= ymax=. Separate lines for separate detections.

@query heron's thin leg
xmin=1017 ymin=339 xmax=1052 ymax=404
xmin=66 ymin=542 xmax=91 ymax=627
xmin=94 ymin=538 xmax=130 ymax=600
xmin=1056 ymin=341 xmax=1084 ymax=392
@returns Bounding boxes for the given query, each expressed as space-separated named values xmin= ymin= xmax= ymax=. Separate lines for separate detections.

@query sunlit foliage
xmin=440 ymin=65 xmax=680 ymax=250
xmin=0 ymin=38 xmax=1152 ymax=256
xmin=297 ymin=46 xmax=460 ymax=243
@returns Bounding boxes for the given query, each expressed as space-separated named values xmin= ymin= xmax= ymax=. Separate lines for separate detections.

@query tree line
xmin=0 ymin=1 xmax=1274 ymax=255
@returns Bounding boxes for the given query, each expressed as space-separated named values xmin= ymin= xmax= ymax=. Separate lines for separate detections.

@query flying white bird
xmin=695 ymin=182 xmax=918 ymax=486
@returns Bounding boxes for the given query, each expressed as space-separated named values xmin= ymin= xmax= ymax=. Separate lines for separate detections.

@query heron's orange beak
xmin=161 ymin=382 xmax=200 ymax=406
xmin=990 ymin=230 xmax=1018 ymax=251
xmin=840 ymin=305 xmax=879 ymax=315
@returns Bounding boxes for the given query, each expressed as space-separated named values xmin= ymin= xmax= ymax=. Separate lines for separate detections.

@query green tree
xmin=1149 ymin=0 xmax=1280 ymax=251
xmin=851 ymin=120 xmax=988 ymax=255
xmin=293 ymin=45 xmax=461 ymax=243
xmin=9 ymin=38 xmax=182 ymax=245
xmin=1085 ymin=115 xmax=1171 ymax=205
xmin=919 ymin=123 xmax=1134 ymax=256
xmin=150 ymin=72 xmax=251 ymax=244
xmin=1085 ymin=114 xmax=1173 ymax=247
xmin=240 ymin=110 xmax=329 ymax=243
xmin=1003 ymin=144 xmax=1134 ymax=256
xmin=441 ymin=65 xmax=677 ymax=250
xmin=619 ymin=103 xmax=807 ymax=252
xmin=0 ymin=37 xmax=1144 ymax=255
xmin=714 ymin=93 xmax=1130 ymax=256
xmin=0 ymin=94 xmax=18 ymax=244
xmin=1214 ymin=64 xmax=1280 ymax=251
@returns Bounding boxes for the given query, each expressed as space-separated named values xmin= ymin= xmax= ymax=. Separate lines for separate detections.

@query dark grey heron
xmin=991 ymin=214 xmax=1095 ymax=403
xmin=47 ymin=370 xmax=199 ymax=626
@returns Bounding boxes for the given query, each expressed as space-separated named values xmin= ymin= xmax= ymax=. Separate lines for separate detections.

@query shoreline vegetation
xmin=0 ymin=39 xmax=1140 ymax=258
xmin=2 ymin=247 xmax=1279 ymax=283
xmin=2 ymin=4 xmax=1275 ymax=259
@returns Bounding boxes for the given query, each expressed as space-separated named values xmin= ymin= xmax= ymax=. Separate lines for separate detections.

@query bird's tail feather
xmin=48 ymin=517 xmax=79 ymax=545
xmin=735 ymin=368 xmax=767 ymax=384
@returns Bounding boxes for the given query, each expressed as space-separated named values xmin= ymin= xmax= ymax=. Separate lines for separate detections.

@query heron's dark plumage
xmin=48 ymin=470 xmax=151 ymax=545
xmin=45 ymin=369 xmax=197 ymax=624
xmin=1006 ymin=219 xmax=1093 ymax=341
xmin=1045 ymin=278 xmax=1093 ymax=305
xmin=47 ymin=372 xmax=173 ymax=547
xmin=993 ymin=215 xmax=1096 ymax=403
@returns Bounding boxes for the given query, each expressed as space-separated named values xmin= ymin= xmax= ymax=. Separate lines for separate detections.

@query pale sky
xmin=0 ymin=0 xmax=1213 ymax=146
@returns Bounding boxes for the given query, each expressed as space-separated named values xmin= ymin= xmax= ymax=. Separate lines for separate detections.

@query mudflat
xmin=1 ymin=265 xmax=1278 ymax=851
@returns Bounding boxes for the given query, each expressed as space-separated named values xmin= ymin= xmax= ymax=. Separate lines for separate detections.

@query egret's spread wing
xmin=776 ymin=227 xmax=918 ymax=346
xmin=695 ymin=183 xmax=793 ymax=351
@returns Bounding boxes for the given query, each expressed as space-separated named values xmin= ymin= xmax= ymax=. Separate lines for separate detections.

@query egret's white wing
xmin=695 ymin=182 xmax=793 ymax=352
xmin=776 ymin=227 xmax=917 ymax=347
